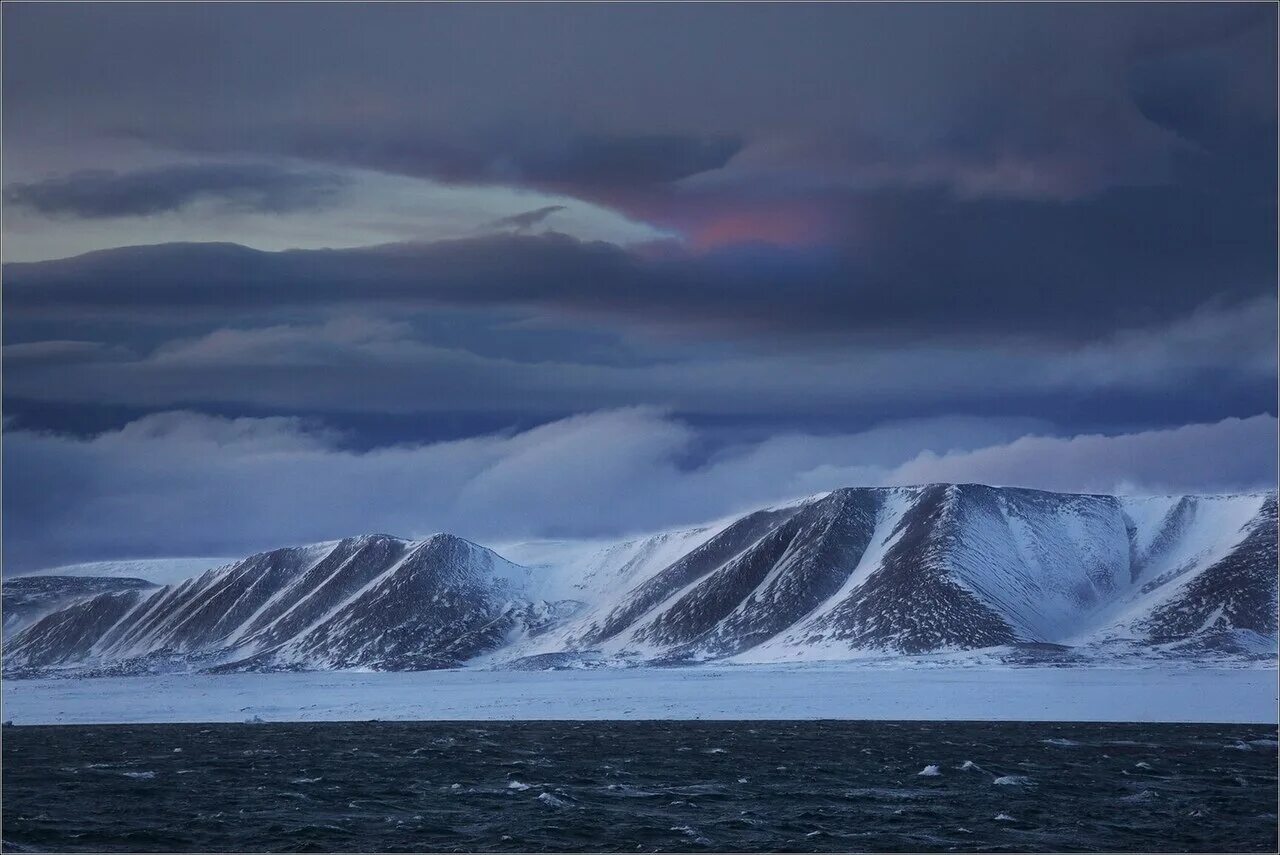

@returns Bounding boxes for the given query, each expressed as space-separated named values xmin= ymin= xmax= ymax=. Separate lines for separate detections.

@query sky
xmin=3 ymin=3 xmax=1276 ymax=570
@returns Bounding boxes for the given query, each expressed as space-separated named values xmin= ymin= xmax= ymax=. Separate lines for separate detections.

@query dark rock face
xmin=712 ymin=490 xmax=882 ymax=648
xmin=4 ymin=534 xmax=547 ymax=675
xmin=625 ymin=490 xmax=886 ymax=655
xmin=586 ymin=507 xmax=801 ymax=644
xmin=90 ymin=543 xmax=343 ymax=658
xmin=799 ymin=486 xmax=1019 ymax=654
xmin=4 ymin=485 xmax=1275 ymax=676
xmin=2 ymin=575 xmax=157 ymax=639
xmin=574 ymin=485 xmax=1275 ymax=660
xmin=246 ymin=535 xmax=528 ymax=671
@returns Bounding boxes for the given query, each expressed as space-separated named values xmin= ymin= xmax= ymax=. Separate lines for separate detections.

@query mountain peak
xmin=5 ymin=485 xmax=1274 ymax=676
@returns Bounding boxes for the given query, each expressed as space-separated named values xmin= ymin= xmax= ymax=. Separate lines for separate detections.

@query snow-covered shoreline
xmin=3 ymin=663 xmax=1275 ymax=725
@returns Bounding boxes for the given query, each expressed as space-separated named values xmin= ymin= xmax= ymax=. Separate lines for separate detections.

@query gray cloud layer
xmin=6 ymin=5 xmax=1272 ymax=216
xmin=4 ymin=299 xmax=1274 ymax=425
xmin=6 ymin=221 xmax=1272 ymax=343
xmin=4 ymin=164 xmax=347 ymax=218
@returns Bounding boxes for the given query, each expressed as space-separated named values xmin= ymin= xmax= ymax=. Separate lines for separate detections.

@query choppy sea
xmin=3 ymin=720 xmax=1276 ymax=852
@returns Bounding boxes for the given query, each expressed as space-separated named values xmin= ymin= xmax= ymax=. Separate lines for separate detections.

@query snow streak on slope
xmin=4 ymin=485 xmax=1275 ymax=676
xmin=766 ymin=486 xmax=1020 ymax=655
xmin=483 ymin=525 xmax=728 ymax=664
xmin=741 ymin=489 xmax=916 ymax=662
xmin=734 ymin=487 xmax=1275 ymax=663
xmin=557 ymin=485 xmax=1274 ymax=663
xmin=493 ymin=523 xmax=724 ymax=605
xmin=1098 ymin=494 xmax=1276 ymax=650
xmin=4 ymin=535 xmax=565 ymax=675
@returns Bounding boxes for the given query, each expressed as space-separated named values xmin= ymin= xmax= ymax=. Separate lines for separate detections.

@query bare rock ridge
xmin=4 ymin=484 xmax=1275 ymax=676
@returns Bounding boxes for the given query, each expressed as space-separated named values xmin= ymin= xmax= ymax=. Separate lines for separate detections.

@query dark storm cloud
xmin=6 ymin=170 xmax=1273 ymax=341
xmin=8 ymin=6 xmax=1267 ymax=336
xmin=3 ymin=164 xmax=348 ymax=218
xmin=276 ymin=129 xmax=742 ymax=194
xmin=3 ymin=298 xmax=1271 ymax=423
xmin=5 ymin=4 xmax=1271 ymax=215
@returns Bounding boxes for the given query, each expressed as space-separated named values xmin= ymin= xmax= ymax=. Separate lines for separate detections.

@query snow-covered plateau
xmin=4 ymin=484 xmax=1276 ymax=681
xmin=2 ymin=662 xmax=1275 ymax=725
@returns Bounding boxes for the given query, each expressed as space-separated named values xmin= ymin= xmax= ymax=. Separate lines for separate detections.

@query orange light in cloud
xmin=686 ymin=202 xmax=836 ymax=250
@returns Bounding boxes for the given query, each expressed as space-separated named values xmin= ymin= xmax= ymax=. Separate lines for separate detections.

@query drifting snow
xmin=11 ymin=558 xmax=236 ymax=586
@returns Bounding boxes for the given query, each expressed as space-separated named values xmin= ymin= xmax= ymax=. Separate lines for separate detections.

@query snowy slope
xmin=736 ymin=487 xmax=1275 ymax=663
xmin=492 ymin=523 xmax=724 ymax=604
xmin=4 ymin=534 xmax=567 ymax=675
xmin=1088 ymin=494 xmax=1277 ymax=653
xmin=4 ymin=485 xmax=1275 ymax=677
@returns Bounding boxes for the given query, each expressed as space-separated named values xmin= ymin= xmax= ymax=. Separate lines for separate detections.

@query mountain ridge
xmin=5 ymin=484 xmax=1275 ymax=677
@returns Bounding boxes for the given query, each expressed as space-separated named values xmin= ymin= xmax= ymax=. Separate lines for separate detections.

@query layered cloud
xmin=1 ymin=4 xmax=1274 ymax=569
xmin=3 ymin=164 xmax=348 ymax=219
xmin=3 ymin=298 xmax=1273 ymax=436
xmin=5 ymin=4 xmax=1273 ymax=245
xmin=5 ymin=409 xmax=1273 ymax=571
xmin=1 ymin=168 xmax=669 ymax=264
xmin=7 ymin=227 xmax=1273 ymax=343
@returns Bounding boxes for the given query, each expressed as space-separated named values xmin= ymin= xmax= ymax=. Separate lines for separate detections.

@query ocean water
xmin=3 ymin=720 xmax=1276 ymax=852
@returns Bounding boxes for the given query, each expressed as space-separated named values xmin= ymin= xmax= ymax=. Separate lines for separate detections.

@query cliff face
xmin=6 ymin=485 xmax=1275 ymax=676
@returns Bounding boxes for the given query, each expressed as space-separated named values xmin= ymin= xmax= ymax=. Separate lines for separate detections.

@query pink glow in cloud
xmin=686 ymin=203 xmax=840 ymax=250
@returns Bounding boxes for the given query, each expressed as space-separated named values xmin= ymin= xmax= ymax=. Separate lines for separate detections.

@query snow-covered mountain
xmin=4 ymin=534 xmax=565 ymax=675
xmin=4 ymin=485 xmax=1275 ymax=677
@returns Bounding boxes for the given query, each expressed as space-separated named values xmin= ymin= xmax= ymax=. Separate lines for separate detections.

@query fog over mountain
xmin=4 ymin=410 xmax=1275 ymax=573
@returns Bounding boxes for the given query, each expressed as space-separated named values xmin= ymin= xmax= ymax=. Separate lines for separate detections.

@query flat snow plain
xmin=4 ymin=663 xmax=1276 ymax=725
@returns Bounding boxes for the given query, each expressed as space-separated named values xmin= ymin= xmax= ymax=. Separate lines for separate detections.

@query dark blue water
xmin=3 ymin=720 xmax=1276 ymax=852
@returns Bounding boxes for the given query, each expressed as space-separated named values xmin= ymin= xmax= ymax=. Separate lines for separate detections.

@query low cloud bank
xmin=4 ymin=409 xmax=1274 ymax=572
